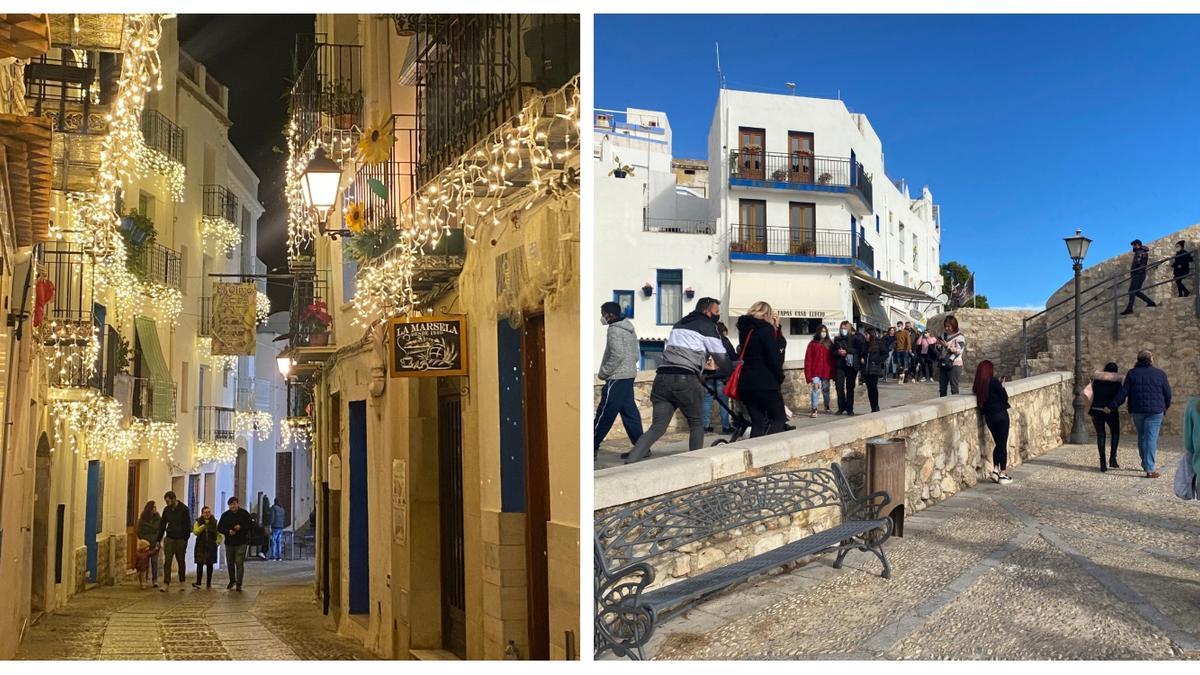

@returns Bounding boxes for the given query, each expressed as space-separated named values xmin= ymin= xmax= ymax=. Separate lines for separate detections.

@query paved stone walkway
xmin=596 ymin=378 xmax=942 ymax=469
xmin=16 ymin=559 xmax=376 ymax=660
xmin=646 ymin=437 xmax=1200 ymax=660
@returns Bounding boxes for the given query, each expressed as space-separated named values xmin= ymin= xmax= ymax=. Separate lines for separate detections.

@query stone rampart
xmin=594 ymin=372 xmax=1072 ymax=590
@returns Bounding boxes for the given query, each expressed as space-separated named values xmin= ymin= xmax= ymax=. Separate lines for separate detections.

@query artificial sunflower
xmin=357 ymin=112 xmax=394 ymax=165
xmin=344 ymin=201 xmax=365 ymax=234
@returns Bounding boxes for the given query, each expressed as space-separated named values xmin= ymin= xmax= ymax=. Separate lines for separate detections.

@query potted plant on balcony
xmin=609 ymin=156 xmax=635 ymax=179
xmin=771 ymin=168 xmax=790 ymax=182
xmin=641 ymin=282 xmax=653 ymax=297
xmin=684 ymin=286 xmax=695 ymax=300
xmin=817 ymin=172 xmax=833 ymax=185
xmin=344 ymin=216 xmax=401 ymax=265
xmin=300 ymin=299 xmax=333 ymax=346
xmin=120 ymin=210 xmax=156 ymax=278
xmin=324 ymin=78 xmax=363 ymax=130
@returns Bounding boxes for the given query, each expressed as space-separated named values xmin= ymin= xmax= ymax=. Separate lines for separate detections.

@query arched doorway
xmin=30 ymin=433 xmax=52 ymax=611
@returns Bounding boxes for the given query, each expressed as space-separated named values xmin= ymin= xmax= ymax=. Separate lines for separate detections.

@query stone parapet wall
xmin=594 ymin=372 xmax=1071 ymax=590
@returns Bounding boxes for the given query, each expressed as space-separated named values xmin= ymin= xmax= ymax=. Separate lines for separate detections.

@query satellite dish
xmin=909 ymin=309 xmax=923 ymax=321
xmin=936 ymin=293 xmax=949 ymax=305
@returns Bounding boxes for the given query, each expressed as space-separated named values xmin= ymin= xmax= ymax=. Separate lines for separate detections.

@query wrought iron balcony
xmin=643 ymin=217 xmax=716 ymax=235
xmin=729 ymin=225 xmax=875 ymax=271
xmin=203 ymin=184 xmax=238 ymax=222
xmin=37 ymin=242 xmax=97 ymax=389
xmin=132 ymin=377 xmax=177 ymax=422
xmin=345 ymin=113 xmax=418 ymax=226
xmin=289 ymin=263 xmax=334 ymax=349
xmin=289 ymin=35 xmax=363 ymax=151
xmin=141 ymin=109 xmax=185 ymax=164
xmin=728 ymin=150 xmax=873 ymax=212
xmin=196 ymin=405 xmax=235 ymax=442
xmin=24 ymin=52 xmax=117 ymax=135
xmin=126 ymin=241 xmax=182 ymax=289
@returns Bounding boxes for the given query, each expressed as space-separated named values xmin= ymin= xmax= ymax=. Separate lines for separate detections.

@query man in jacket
xmin=1121 ymin=239 xmax=1158 ymax=315
xmin=594 ymin=301 xmax=644 ymax=459
xmin=218 ymin=496 xmax=255 ymax=590
xmin=623 ymin=297 xmax=732 ymax=464
xmin=1171 ymin=240 xmax=1193 ymax=297
xmin=896 ymin=322 xmax=915 ymax=383
xmin=1105 ymin=349 xmax=1171 ymax=477
xmin=269 ymin=498 xmax=287 ymax=561
xmin=833 ymin=321 xmax=867 ymax=415
xmin=156 ymin=491 xmax=191 ymax=592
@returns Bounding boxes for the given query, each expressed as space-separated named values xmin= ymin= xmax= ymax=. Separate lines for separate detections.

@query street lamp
xmin=301 ymin=146 xmax=342 ymax=222
xmin=276 ymin=353 xmax=294 ymax=379
xmin=1064 ymin=228 xmax=1092 ymax=445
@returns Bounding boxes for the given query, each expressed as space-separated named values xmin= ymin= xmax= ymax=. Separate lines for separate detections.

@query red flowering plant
xmin=300 ymin=299 xmax=333 ymax=335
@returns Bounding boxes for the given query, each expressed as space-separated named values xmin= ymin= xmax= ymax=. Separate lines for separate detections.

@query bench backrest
xmin=595 ymin=463 xmax=857 ymax=575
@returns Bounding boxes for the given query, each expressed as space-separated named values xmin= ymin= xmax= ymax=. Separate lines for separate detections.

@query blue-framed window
xmin=639 ymin=341 xmax=665 ymax=370
xmin=656 ymin=269 xmax=683 ymax=325
xmin=613 ymin=290 xmax=634 ymax=318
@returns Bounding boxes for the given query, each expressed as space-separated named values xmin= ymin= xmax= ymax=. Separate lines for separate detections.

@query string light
xmin=197 ymin=336 xmax=237 ymax=372
xmin=234 ymin=410 xmax=273 ymax=441
xmin=136 ymin=138 xmax=186 ymax=202
xmin=194 ymin=439 xmax=237 ymax=465
xmin=200 ymin=215 xmax=241 ymax=255
xmin=280 ymin=417 xmax=312 ymax=450
xmin=256 ymin=289 xmax=271 ymax=325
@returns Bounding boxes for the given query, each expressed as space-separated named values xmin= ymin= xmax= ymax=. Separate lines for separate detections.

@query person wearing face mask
xmin=1171 ymin=239 xmax=1193 ymax=297
xmin=862 ymin=328 xmax=888 ymax=412
xmin=735 ymin=301 xmax=787 ymax=437
xmin=594 ymin=301 xmax=644 ymax=459
xmin=832 ymin=321 xmax=866 ymax=415
xmin=895 ymin=321 xmax=914 ymax=383
xmin=916 ymin=330 xmax=937 ymax=382
xmin=623 ymin=297 xmax=732 ymax=463
xmin=804 ymin=325 xmax=834 ymax=417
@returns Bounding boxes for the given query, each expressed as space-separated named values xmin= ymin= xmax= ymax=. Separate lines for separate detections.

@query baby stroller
xmin=703 ymin=378 xmax=751 ymax=446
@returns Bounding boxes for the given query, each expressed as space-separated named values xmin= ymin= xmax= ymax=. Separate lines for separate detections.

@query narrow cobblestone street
xmin=646 ymin=437 xmax=1200 ymax=660
xmin=16 ymin=560 xmax=375 ymax=660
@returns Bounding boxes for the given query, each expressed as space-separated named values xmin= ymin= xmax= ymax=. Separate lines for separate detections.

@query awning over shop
xmin=851 ymin=288 xmax=890 ymax=331
xmin=729 ymin=272 xmax=845 ymax=323
xmin=134 ymin=316 xmax=173 ymax=423
xmin=850 ymin=269 xmax=939 ymax=303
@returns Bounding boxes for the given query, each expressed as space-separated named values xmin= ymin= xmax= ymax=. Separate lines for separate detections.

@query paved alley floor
xmin=596 ymin=377 xmax=942 ymax=469
xmin=644 ymin=437 xmax=1200 ymax=660
xmin=16 ymin=559 xmax=376 ymax=660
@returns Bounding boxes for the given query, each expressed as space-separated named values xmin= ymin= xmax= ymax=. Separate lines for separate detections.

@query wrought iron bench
xmin=593 ymin=463 xmax=893 ymax=660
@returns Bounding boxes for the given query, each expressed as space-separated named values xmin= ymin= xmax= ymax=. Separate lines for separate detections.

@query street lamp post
xmin=1064 ymin=229 xmax=1092 ymax=445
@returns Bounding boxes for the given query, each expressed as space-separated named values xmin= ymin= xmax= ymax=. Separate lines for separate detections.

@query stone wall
xmin=928 ymin=308 xmax=1040 ymax=382
xmin=594 ymin=372 xmax=1072 ymax=590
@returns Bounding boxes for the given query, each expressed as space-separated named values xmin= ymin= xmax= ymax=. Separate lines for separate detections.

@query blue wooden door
xmin=85 ymin=460 xmax=101 ymax=583
xmin=347 ymin=400 xmax=370 ymax=615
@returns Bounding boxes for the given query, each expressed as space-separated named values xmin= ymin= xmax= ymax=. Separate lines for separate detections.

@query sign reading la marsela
xmin=212 ymin=282 xmax=257 ymax=356
xmin=387 ymin=315 xmax=467 ymax=378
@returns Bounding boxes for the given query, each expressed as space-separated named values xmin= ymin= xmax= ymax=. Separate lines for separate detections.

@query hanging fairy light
xmin=200 ymin=215 xmax=241 ymax=255
xmin=255 ymin=289 xmax=271 ymax=325
xmin=280 ymin=416 xmax=312 ymax=450
xmin=136 ymin=139 xmax=186 ymax=202
xmin=197 ymin=336 xmax=237 ymax=372
xmin=194 ymin=439 xmax=237 ymax=465
xmin=136 ymin=420 xmax=178 ymax=462
xmin=234 ymin=410 xmax=273 ymax=441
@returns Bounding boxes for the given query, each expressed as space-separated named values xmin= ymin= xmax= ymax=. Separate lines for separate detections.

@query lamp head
xmin=1064 ymin=229 xmax=1091 ymax=265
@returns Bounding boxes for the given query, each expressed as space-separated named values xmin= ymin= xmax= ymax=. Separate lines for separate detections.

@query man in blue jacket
xmin=1105 ymin=349 xmax=1171 ymax=477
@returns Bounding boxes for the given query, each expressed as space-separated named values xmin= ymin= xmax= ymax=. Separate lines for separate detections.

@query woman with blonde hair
xmin=734 ymin=301 xmax=787 ymax=437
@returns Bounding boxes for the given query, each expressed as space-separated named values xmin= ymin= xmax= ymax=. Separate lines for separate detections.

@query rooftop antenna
xmin=785 ymin=82 xmax=796 ymax=95
xmin=715 ymin=42 xmax=724 ymax=89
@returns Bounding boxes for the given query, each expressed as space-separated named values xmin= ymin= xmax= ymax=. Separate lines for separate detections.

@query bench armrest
xmin=847 ymin=490 xmax=891 ymax=520
xmin=595 ymin=559 xmax=657 ymax=660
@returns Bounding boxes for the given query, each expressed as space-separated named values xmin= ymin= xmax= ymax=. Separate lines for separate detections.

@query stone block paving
xmin=16 ymin=560 xmax=377 ymax=660
xmin=649 ymin=437 xmax=1200 ymax=660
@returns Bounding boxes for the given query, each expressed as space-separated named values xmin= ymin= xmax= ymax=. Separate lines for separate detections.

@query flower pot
xmin=641 ymin=286 xmax=653 ymax=297
xmin=612 ymin=170 xmax=627 ymax=179
xmin=308 ymin=332 xmax=329 ymax=347
xmin=684 ymin=290 xmax=695 ymax=299
xmin=334 ymin=113 xmax=356 ymax=130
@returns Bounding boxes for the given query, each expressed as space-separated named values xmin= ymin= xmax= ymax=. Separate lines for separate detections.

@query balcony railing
xmin=345 ymin=113 xmax=418 ymax=226
xmin=198 ymin=297 xmax=212 ymax=337
xmin=196 ymin=405 xmax=235 ymax=443
xmin=38 ymin=242 xmax=97 ymax=388
xmin=127 ymin=242 xmax=182 ymax=289
xmin=729 ymin=150 xmax=873 ymax=210
xmin=24 ymin=52 xmax=117 ymax=135
xmin=141 ymin=109 xmax=186 ymax=164
xmin=289 ymin=264 xmax=334 ymax=349
xmin=133 ymin=377 xmax=177 ymax=422
xmin=643 ymin=217 xmax=716 ymax=235
xmin=203 ymin=184 xmax=238 ymax=222
xmin=289 ymin=36 xmax=363 ymax=150
xmin=729 ymin=225 xmax=875 ymax=269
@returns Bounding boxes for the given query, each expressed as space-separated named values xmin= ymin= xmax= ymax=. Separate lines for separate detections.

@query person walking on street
xmin=217 ymin=496 xmax=254 ymax=590
xmin=1121 ymin=239 xmax=1158 ymax=314
xmin=192 ymin=507 xmax=221 ymax=589
xmin=883 ymin=326 xmax=898 ymax=382
xmin=735 ymin=302 xmax=787 ymax=437
xmin=156 ymin=491 xmax=190 ymax=592
xmin=136 ymin=501 xmax=162 ymax=588
xmin=134 ymin=539 xmax=153 ymax=589
xmin=862 ymin=328 xmax=888 ymax=413
xmin=804 ymin=326 xmax=834 ymax=417
xmin=833 ymin=321 xmax=866 ymax=415
xmin=594 ymin=301 xmax=644 ymax=458
xmin=622 ymin=298 xmax=731 ymax=463
xmin=1105 ymin=349 xmax=1171 ymax=477
xmin=1086 ymin=362 xmax=1124 ymax=471
xmin=916 ymin=330 xmax=937 ymax=382
xmin=270 ymin=498 xmax=287 ymax=561
xmin=936 ymin=315 xmax=966 ymax=396
xmin=974 ymin=360 xmax=1012 ymax=484
xmin=895 ymin=322 xmax=914 ymax=383
xmin=1171 ymin=240 xmax=1193 ymax=297
xmin=701 ymin=322 xmax=738 ymax=434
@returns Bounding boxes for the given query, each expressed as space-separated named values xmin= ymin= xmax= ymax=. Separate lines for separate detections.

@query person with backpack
xmin=973 ymin=360 xmax=1012 ymax=484
xmin=862 ymin=328 xmax=888 ymax=412
xmin=935 ymin=315 xmax=966 ymax=396
xmin=734 ymin=302 xmax=787 ymax=437
xmin=1085 ymin=362 xmax=1124 ymax=471
xmin=1171 ymin=239 xmax=1193 ymax=297
xmin=804 ymin=326 xmax=834 ymax=417
xmin=833 ymin=321 xmax=866 ymax=415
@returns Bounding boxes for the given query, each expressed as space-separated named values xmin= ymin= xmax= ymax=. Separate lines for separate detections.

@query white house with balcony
xmin=593 ymin=108 xmax=722 ymax=369
xmin=708 ymin=88 xmax=944 ymax=358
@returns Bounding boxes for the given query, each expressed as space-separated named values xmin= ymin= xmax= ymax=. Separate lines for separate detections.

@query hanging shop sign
xmin=211 ymin=282 xmax=257 ymax=355
xmin=387 ymin=315 xmax=468 ymax=378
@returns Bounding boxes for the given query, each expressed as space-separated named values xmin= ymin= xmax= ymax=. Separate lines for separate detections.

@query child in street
xmin=134 ymin=539 xmax=152 ymax=588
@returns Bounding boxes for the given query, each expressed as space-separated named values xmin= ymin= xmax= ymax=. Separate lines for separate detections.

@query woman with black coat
xmin=735 ymin=301 xmax=787 ymax=438
xmin=862 ymin=328 xmax=888 ymax=412
xmin=974 ymin=360 xmax=1012 ymax=484
xmin=1087 ymin=362 xmax=1124 ymax=471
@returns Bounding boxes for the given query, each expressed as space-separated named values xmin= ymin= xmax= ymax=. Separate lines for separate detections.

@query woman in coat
xmin=804 ymin=326 xmax=835 ymax=417
xmin=1087 ymin=362 xmax=1124 ymax=471
xmin=973 ymin=360 xmax=1012 ymax=484
xmin=735 ymin=301 xmax=787 ymax=438
xmin=192 ymin=506 xmax=222 ymax=589
xmin=136 ymin=501 xmax=161 ymax=588
xmin=862 ymin=328 xmax=889 ymax=412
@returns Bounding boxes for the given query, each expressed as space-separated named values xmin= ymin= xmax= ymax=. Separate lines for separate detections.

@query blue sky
xmin=595 ymin=14 xmax=1200 ymax=308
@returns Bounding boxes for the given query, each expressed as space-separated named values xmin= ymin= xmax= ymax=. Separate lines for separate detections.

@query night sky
xmin=177 ymin=14 xmax=313 ymax=286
